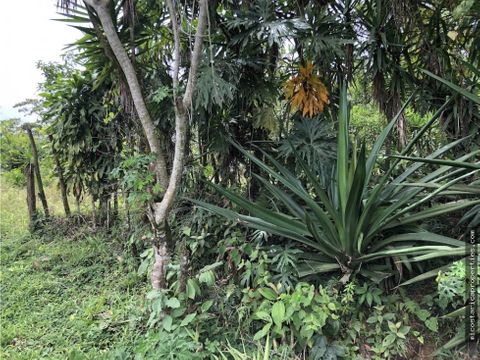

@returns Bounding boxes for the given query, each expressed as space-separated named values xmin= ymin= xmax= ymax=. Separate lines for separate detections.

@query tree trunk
xmin=125 ymin=192 xmax=131 ymax=232
xmin=113 ymin=191 xmax=119 ymax=220
xmin=99 ymin=193 xmax=109 ymax=226
xmin=75 ymin=194 xmax=81 ymax=215
xmin=24 ymin=126 xmax=49 ymax=218
xmin=397 ymin=112 xmax=407 ymax=150
xmin=384 ymin=132 xmax=392 ymax=171
xmin=91 ymin=196 xmax=97 ymax=228
xmin=151 ymin=221 xmax=172 ymax=290
xmin=85 ymin=0 xmax=169 ymax=187
xmin=178 ymin=240 xmax=188 ymax=292
xmin=25 ymin=164 xmax=37 ymax=231
xmin=249 ymin=127 xmax=267 ymax=200
xmin=49 ymin=135 xmax=71 ymax=217
xmin=85 ymin=0 xmax=207 ymax=290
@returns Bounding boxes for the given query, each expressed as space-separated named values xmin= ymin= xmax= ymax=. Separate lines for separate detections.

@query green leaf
xmin=365 ymin=92 xmax=414 ymax=184
xmin=383 ymin=333 xmax=396 ymax=347
xmin=415 ymin=309 xmax=430 ymax=322
xmin=337 ymin=83 xmax=349 ymax=216
xmin=399 ymin=326 xmax=411 ymax=336
xmin=384 ymin=199 xmax=480 ymax=228
xmin=422 ymin=69 xmax=480 ymax=104
xmin=263 ymin=334 xmax=271 ymax=360
xmin=146 ymin=290 xmax=161 ymax=300
xmin=271 ymin=301 xmax=286 ymax=327
xmin=327 ymin=302 xmax=336 ymax=311
xmin=165 ymin=297 xmax=181 ymax=309
xmin=371 ymin=232 xmax=464 ymax=252
xmin=253 ymin=323 xmax=272 ymax=341
xmin=182 ymin=226 xmax=192 ymax=237
xmin=162 ymin=315 xmax=173 ymax=331
xmin=255 ymin=311 xmax=272 ymax=322
xmin=186 ymin=278 xmax=197 ymax=300
xmin=389 ymin=155 xmax=480 ymax=170
xmin=200 ymin=300 xmax=214 ymax=313
xmin=198 ymin=270 xmax=215 ymax=286
xmin=258 ymin=287 xmax=277 ymax=301
xmin=366 ymin=293 xmax=373 ymax=306
xmin=387 ymin=321 xmax=397 ymax=333
xmin=137 ymin=258 xmax=150 ymax=275
xmin=180 ymin=312 xmax=197 ymax=327
xmin=425 ymin=318 xmax=438 ymax=332
xmin=400 ymin=265 xmax=451 ymax=287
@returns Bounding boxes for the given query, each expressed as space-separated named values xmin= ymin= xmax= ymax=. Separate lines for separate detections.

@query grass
xmin=0 ymin=177 xmax=29 ymax=239
xmin=0 ymin=175 xmax=93 ymax=238
xmin=0 ymin=179 xmax=148 ymax=359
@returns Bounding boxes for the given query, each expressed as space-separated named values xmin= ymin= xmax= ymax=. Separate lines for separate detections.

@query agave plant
xmin=192 ymin=85 xmax=480 ymax=283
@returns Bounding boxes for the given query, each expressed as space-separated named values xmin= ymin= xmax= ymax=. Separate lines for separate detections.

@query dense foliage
xmin=1 ymin=0 xmax=479 ymax=358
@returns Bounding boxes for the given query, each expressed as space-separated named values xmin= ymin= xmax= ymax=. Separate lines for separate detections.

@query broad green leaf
xmin=200 ymin=300 xmax=214 ymax=313
xmin=180 ymin=312 xmax=197 ymax=327
xmin=258 ymin=287 xmax=277 ymax=301
xmin=165 ymin=297 xmax=181 ymax=309
xmin=255 ymin=311 xmax=272 ymax=322
xmin=163 ymin=315 xmax=173 ymax=331
xmin=425 ymin=318 xmax=438 ymax=332
xmin=271 ymin=301 xmax=286 ymax=327
xmin=186 ymin=278 xmax=197 ymax=300
xmin=253 ymin=323 xmax=272 ymax=341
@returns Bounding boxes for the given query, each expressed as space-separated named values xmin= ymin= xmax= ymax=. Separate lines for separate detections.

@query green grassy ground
xmin=1 ymin=180 xmax=145 ymax=359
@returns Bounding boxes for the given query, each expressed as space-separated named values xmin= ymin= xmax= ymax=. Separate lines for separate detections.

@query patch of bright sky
xmin=0 ymin=0 xmax=81 ymax=121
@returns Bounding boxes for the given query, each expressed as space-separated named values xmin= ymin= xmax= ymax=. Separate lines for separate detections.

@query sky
xmin=0 ymin=0 xmax=82 ymax=121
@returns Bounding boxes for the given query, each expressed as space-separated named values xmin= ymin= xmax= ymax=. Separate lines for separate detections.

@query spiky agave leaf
xmin=192 ymin=85 xmax=479 ymax=283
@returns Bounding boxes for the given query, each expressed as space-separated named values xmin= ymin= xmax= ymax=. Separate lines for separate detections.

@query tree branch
xmin=154 ymin=0 xmax=208 ymax=224
xmin=182 ymin=0 xmax=208 ymax=109
xmin=84 ymin=0 xmax=169 ymax=188
xmin=166 ymin=0 xmax=181 ymax=96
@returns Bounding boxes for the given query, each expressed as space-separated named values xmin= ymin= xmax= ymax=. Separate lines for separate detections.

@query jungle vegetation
xmin=1 ymin=0 xmax=479 ymax=358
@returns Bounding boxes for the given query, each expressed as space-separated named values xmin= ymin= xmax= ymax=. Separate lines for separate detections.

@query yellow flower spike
xmin=284 ymin=61 xmax=329 ymax=118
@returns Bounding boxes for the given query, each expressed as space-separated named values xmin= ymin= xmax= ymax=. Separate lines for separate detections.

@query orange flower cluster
xmin=285 ymin=62 xmax=329 ymax=118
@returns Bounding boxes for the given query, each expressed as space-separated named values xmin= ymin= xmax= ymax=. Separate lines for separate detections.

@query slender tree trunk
xmin=25 ymin=163 xmax=37 ymax=231
xmin=151 ymin=102 xmax=188 ymax=290
xmin=249 ymin=127 xmax=267 ymax=200
xmin=99 ymin=193 xmax=109 ymax=226
xmin=150 ymin=221 xmax=172 ymax=290
xmin=75 ymin=194 xmax=81 ymax=215
xmin=178 ymin=240 xmax=188 ymax=292
xmin=149 ymin=0 xmax=207 ymax=289
xmin=85 ymin=0 xmax=169 ymax=187
xmin=91 ymin=196 xmax=97 ymax=228
xmin=113 ymin=191 xmax=119 ymax=220
xmin=24 ymin=126 xmax=49 ymax=218
xmin=212 ymin=154 xmax=220 ymax=184
xmin=49 ymin=135 xmax=70 ymax=217
xmin=397 ymin=112 xmax=407 ymax=149
xmin=391 ymin=90 xmax=407 ymax=150
xmin=126 ymin=192 xmax=131 ymax=232
xmin=85 ymin=0 xmax=207 ymax=290
xmin=106 ymin=196 xmax=111 ymax=229
xmin=113 ymin=191 xmax=118 ymax=217
xmin=384 ymin=133 xmax=392 ymax=171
